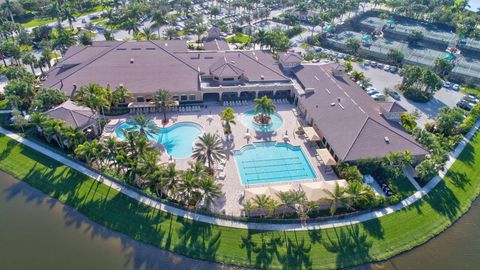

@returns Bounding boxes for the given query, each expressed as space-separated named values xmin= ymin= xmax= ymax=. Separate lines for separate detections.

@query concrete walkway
xmin=0 ymin=120 xmax=478 ymax=231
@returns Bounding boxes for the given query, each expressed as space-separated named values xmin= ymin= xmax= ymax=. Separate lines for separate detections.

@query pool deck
xmin=106 ymin=103 xmax=339 ymax=216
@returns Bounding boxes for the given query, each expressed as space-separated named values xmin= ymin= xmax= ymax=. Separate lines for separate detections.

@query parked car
xmin=443 ymin=81 xmax=452 ymax=88
xmin=383 ymin=64 xmax=391 ymax=71
xmin=389 ymin=66 xmax=398 ymax=73
xmin=457 ymin=100 xmax=474 ymax=111
xmin=389 ymin=91 xmax=401 ymax=100
xmin=372 ymin=93 xmax=386 ymax=101
xmin=464 ymin=95 xmax=480 ymax=104
xmin=81 ymin=18 xmax=87 ymax=24
xmin=364 ymin=60 xmax=371 ymax=66
xmin=377 ymin=63 xmax=385 ymax=69
xmin=370 ymin=61 xmax=377 ymax=67
xmin=452 ymin=84 xmax=460 ymax=91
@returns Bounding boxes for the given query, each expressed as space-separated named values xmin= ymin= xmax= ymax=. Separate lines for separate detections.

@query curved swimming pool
xmin=234 ymin=142 xmax=316 ymax=185
xmin=115 ymin=121 xmax=203 ymax=158
xmin=239 ymin=109 xmax=283 ymax=132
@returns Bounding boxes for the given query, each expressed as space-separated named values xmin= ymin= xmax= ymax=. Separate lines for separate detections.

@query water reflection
xmin=0 ymin=171 xmax=242 ymax=270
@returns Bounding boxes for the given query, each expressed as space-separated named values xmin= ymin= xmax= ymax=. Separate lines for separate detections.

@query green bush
xmin=459 ymin=104 xmax=480 ymax=134
xmin=403 ymin=87 xmax=431 ymax=102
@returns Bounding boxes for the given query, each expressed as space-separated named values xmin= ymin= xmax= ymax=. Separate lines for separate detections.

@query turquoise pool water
xmin=115 ymin=121 xmax=203 ymax=158
xmin=234 ymin=142 xmax=316 ymax=185
xmin=239 ymin=109 xmax=283 ymax=132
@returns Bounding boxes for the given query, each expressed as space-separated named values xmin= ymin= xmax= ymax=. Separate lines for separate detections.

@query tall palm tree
xmin=127 ymin=114 xmax=159 ymax=139
xmin=155 ymin=89 xmax=176 ymax=124
xmin=197 ymin=176 xmax=223 ymax=209
xmin=75 ymin=139 xmax=102 ymax=167
xmin=252 ymin=194 xmax=274 ymax=217
xmin=254 ymin=95 xmax=276 ymax=124
xmin=178 ymin=171 xmax=199 ymax=206
xmin=29 ymin=111 xmax=48 ymax=134
xmin=165 ymin=27 xmax=178 ymax=40
xmin=220 ymin=107 xmax=236 ymax=136
xmin=74 ymin=83 xmax=111 ymax=116
xmin=192 ymin=133 xmax=226 ymax=170
xmin=344 ymin=181 xmax=368 ymax=210
xmin=64 ymin=127 xmax=86 ymax=149
xmin=151 ymin=10 xmax=167 ymax=38
xmin=111 ymin=86 xmax=131 ymax=107
xmin=140 ymin=26 xmax=157 ymax=40
xmin=323 ymin=182 xmax=347 ymax=216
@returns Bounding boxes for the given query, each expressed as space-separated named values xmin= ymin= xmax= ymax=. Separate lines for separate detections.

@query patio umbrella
xmin=387 ymin=19 xmax=395 ymax=25
xmin=324 ymin=25 xmax=334 ymax=32
xmin=362 ymin=35 xmax=372 ymax=41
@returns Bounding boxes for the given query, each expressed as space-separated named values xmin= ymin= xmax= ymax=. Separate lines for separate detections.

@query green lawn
xmin=461 ymin=87 xmax=480 ymax=96
xmin=0 ymin=131 xmax=479 ymax=269
xmin=227 ymin=33 xmax=250 ymax=44
xmin=21 ymin=6 xmax=103 ymax=28
xmin=0 ymin=99 xmax=10 ymax=110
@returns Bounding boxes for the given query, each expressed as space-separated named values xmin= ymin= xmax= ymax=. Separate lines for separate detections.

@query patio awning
xmin=300 ymin=180 xmax=348 ymax=201
xmin=316 ymin=148 xmax=337 ymax=166
xmin=303 ymin=127 xmax=320 ymax=141
xmin=268 ymin=184 xmax=294 ymax=200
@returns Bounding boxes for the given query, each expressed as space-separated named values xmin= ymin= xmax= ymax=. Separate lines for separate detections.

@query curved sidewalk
xmin=0 ymin=121 xmax=478 ymax=231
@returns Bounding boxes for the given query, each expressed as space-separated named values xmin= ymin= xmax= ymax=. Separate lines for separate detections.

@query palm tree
xmin=111 ymin=86 xmax=131 ymax=107
xmin=140 ymin=26 xmax=157 ymax=40
xmin=178 ymin=171 xmax=199 ymax=206
xmin=197 ymin=176 xmax=223 ymax=209
xmin=188 ymin=161 xmax=207 ymax=179
xmin=323 ymin=182 xmax=347 ymax=216
xmin=29 ymin=112 xmax=48 ymax=133
xmin=220 ymin=107 xmax=236 ymax=136
xmin=64 ymin=127 xmax=86 ymax=149
xmin=126 ymin=114 xmax=159 ymax=139
xmin=192 ymin=133 xmax=226 ymax=171
xmin=254 ymin=96 xmax=276 ymax=124
xmin=252 ymin=194 xmax=273 ymax=217
xmin=62 ymin=5 xmax=77 ymax=29
xmin=165 ymin=27 xmax=178 ymax=40
xmin=54 ymin=28 xmax=77 ymax=55
xmin=344 ymin=181 xmax=368 ymax=210
xmin=151 ymin=10 xmax=167 ymax=38
xmin=74 ymin=83 xmax=111 ymax=116
xmin=75 ymin=139 xmax=102 ymax=167
xmin=193 ymin=24 xmax=207 ymax=43
xmin=122 ymin=18 xmax=141 ymax=34
xmin=154 ymin=89 xmax=176 ymax=124
xmin=243 ymin=200 xmax=255 ymax=216
xmin=21 ymin=51 xmax=36 ymax=74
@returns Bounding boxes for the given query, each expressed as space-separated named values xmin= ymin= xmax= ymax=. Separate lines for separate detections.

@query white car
xmin=384 ymin=65 xmax=390 ymax=71
xmin=372 ymin=93 xmax=386 ymax=101
xmin=364 ymin=60 xmax=371 ymax=66
xmin=452 ymin=84 xmax=460 ymax=91
xmin=370 ymin=61 xmax=377 ymax=67
xmin=443 ymin=81 xmax=452 ymax=88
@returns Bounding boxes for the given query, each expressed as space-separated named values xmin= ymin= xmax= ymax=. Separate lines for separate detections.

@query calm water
xmin=0 ymin=171 xmax=239 ymax=270
xmin=115 ymin=121 xmax=203 ymax=158
xmin=234 ymin=142 xmax=316 ymax=185
xmin=238 ymin=110 xmax=284 ymax=132
xmin=2 ymin=169 xmax=480 ymax=270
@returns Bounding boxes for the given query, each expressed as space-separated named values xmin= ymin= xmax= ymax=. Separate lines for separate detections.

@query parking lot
xmin=353 ymin=62 xmax=465 ymax=126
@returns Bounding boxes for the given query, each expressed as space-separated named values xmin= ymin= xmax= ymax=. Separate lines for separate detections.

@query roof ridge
xmin=58 ymin=46 xmax=88 ymax=63
xmin=147 ymin=40 xmax=200 ymax=73
xmin=69 ymin=109 xmax=80 ymax=127
xmin=47 ymin=42 xmax=126 ymax=89
xmin=342 ymin=116 xmax=369 ymax=160
xmin=238 ymin=50 xmax=288 ymax=80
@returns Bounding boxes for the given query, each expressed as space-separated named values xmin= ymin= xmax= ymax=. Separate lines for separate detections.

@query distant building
xmin=45 ymin=100 xmax=100 ymax=135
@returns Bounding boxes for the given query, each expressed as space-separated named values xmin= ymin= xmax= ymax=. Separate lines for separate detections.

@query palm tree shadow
xmin=173 ymin=218 xmax=221 ymax=261
xmin=323 ymin=225 xmax=372 ymax=269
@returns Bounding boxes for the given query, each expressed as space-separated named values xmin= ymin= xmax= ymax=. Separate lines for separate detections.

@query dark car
xmin=457 ymin=100 xmax=473 ymax=111
xmin=389 ymin=91 xmax=401 ymax=100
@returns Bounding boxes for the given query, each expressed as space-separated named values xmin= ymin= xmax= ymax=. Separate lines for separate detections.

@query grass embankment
xmin=0 ymin=132 xmax=479 ymax=269
xmin=461 ymin=87 xmax=480 ymax=96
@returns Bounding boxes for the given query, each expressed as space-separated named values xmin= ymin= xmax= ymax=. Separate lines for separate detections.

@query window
xmin=223 ymin=77 xmax=234 ymax=81
xmin=136 ymin=96 xmax=145 ymax=102
xmin=189 ymin=95 xmax=196 ymax=101
xmin=172 ymin=96 xmax=179 ymax=101
xmin=180 ymin=95 xmax=188 ymax=101
xmin=214 ymin=76 xmax=219 ymax=80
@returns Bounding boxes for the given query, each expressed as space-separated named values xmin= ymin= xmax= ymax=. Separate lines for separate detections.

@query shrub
xmin=336 ymin=162 xmax=363 ymax=182
xmin=459 ymin=104 xmax=480 ymax=134
xmin=403 ymin=86 xmax=431 ymax=102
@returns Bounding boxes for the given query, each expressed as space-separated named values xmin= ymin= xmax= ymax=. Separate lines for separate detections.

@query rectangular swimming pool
xmin=233 ymin=142 xmax=316 ymax=185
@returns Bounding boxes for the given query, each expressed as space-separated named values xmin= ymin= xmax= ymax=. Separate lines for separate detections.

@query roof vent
xmin=165 ymin=43 xmax=168 ymax=47
xmin=330 ymin=102 xmax=335 ymax=106
xmin=231 ymin=60 xmax=235 ymax=64
xmin=260 ymin=75 xmax=264 ymax=80
xmin=119 ymin=83 xmax=124 ymax=87
xmin=130 ymin=58 xmax=134 ymax=64
xmin=337 ymin=97 xmax=341 ymax=102
xmin=384 ymin=136 xmax=390 ymax=143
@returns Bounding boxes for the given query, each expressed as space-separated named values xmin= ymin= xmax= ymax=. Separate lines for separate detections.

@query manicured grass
xmin=391 ymin=175 xmax=417 ymax=199
xmin=0 ymin=131 xmax=479 ymax=269
xmin=21 ymin=6 xmax=103 ymax=28
xmin=227 ymin=33 xmax=250 ymax=44
xmin=0 ymin=99 xmax=10 ymax=110
xmin=461 ymin=87 xmax=480 ymax=96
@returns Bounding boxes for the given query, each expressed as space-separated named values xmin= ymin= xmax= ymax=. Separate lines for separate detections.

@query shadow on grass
xmin=323 ymin=225 xmax=372 ymax=269
xmin=174 ymin=217 xmax=221 ymax=261
xmin=425 ymin=180 xmax=460 ymax=221
xmin=361 ymin=217 xmax=384 ymax=240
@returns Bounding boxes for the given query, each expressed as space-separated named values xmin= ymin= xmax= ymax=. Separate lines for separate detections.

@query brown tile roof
xmin=294 ymin=64 xmax=427 ymax=161
xmin=203 ymin=39 xmax=230 ymax=51
xmin=209 ymin=57 xmax=244 ymax=77
xmin=45 ymin=100 xmax=98 ymax=130
xmin=43 ymin=42 xmax=288 ymax=96
xmin=379 ymin=102 xmax=408 ymax=113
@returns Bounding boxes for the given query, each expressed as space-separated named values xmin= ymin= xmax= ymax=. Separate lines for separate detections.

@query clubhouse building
xmin=42 ymin=40 xmax=427 ymax=162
